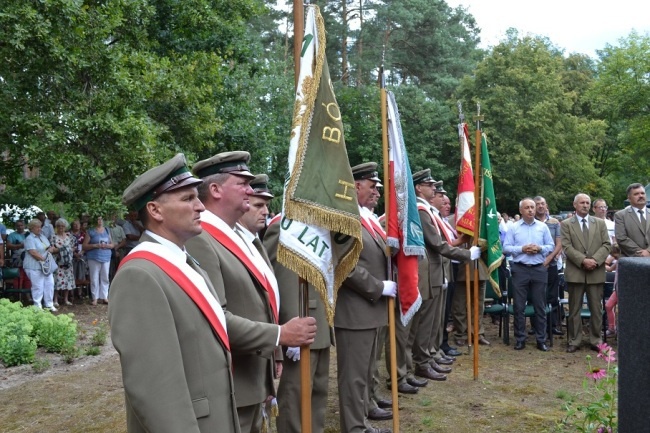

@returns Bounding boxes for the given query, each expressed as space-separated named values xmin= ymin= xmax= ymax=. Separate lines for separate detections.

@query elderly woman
xmin=82 ymin=216 xmax=113 ymax=306
xmin=50 ymin=218 xmax=77 ymax=306
xmin=23 ymin=219 xmax=57 ymax=311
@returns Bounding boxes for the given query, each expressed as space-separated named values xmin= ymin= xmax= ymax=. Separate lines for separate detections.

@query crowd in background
xmin=0 ymin=210 xmax=139 ymax=310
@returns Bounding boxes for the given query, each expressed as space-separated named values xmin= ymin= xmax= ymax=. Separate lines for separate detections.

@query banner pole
xmin=379 ymin=66 xmax=400 ymax=433
xmin=472 ymin=103 xmax=484 ymax=380
xmin=294 ymin=2 xmax=312 ymax=432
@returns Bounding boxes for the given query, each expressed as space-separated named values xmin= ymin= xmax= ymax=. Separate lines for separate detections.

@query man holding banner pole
xmin=335 ymin=162 xmax=394 ymax=433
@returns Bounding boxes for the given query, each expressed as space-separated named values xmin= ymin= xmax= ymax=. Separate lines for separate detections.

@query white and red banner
xmin=455 ymin=123 xmax=476 ymax=236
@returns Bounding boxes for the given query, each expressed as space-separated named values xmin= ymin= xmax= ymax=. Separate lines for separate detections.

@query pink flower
xmin=587 ymin=367 xmax=607 ymax=380
xmin=597 ymin=427 xmax=612 ymax=433
xmin=597 ymin=343 xmax=617 ymax=362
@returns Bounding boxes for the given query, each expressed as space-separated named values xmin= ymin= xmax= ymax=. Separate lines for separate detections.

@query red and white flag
xmin=385 ymin=91 xmax=425 ymax=326
xmin=455 ymin=123 xmax=476 ymax=236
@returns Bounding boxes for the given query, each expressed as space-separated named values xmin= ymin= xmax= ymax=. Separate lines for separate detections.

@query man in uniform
xmin=409 ymin=169 xmax=479 ymax=382
xmin=614 ymin=183 xmax=650 ymax=258
xmin=264 ymin=210 xmax=335 ymax=433
xmin=109 ymin=153 xmax=238 ymax=432
xmin=186 ymin=151 xmax=316 ymax=433
xmin=335 ymin=162 xmax=394 ymax=433
xmin=562 ymin=193 xmax=611 ymax=353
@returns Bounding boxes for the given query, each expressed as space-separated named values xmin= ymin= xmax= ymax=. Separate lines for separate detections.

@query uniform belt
xmin=513 ymin=262 xmax=542 ymax=267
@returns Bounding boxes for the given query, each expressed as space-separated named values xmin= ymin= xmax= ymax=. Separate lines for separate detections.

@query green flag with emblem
xmin=279 ymin=5 xmax=362 ymax=325
xmin=479 ymin=133 xmax=503 ymax=296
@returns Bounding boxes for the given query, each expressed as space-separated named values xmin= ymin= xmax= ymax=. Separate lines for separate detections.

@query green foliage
xmin=455 ymin=34 xmax=609 ymax=213
xmin=0 ymin=299 xmax=79 ymax=367
xmin=85 ymin=346 xmax=101 ymax=356
xmin=32 ymin=310 xmax=78 ymax=353
xmin=0 ymin=299 xmax=38 ymax=366
xmin=563 ymin=344 xmax=618 ymax=432
xmin=91 ymin=322 xmax=109 ymax=347
xmin=31 ymin=357 xmax=51 ymax=373
xmin=61 ymin=345 xmax=80 ymax=364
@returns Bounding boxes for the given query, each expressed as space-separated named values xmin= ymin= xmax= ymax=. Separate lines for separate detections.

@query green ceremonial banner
xmin=279 ymin=5 xmax=361 ymax=325
xmin=479 ymin=133 xmax=503 ymax=296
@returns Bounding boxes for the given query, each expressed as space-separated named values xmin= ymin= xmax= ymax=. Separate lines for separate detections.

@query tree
xmin=589 ymin=31 xmax=650 ymax=206
xmin=455 ymin=31 xmax=609 ymax=213
xmin=0 ymin=0 xmax=270 ymax=217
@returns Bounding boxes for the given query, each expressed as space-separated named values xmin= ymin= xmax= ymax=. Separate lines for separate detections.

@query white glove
xmin=469 ymin=246 xmax=481 ymax=260
xmin=382 ymin=280 xmax=397 ymax=297
xmin=286 ymin=347 xmax=300 ymax=362
xmin=442 ymin=278 xmax=448 ymax=290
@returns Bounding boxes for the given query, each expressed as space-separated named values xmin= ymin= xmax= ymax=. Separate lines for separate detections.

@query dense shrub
xmin=0 ymin=299 xmax=78 ymax=366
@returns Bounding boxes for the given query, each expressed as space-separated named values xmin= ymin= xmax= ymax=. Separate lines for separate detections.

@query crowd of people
xmin=1 ymin=151 xmax=646 ymax=433
xmin=0 ymin=210 xmax=134 ymax=310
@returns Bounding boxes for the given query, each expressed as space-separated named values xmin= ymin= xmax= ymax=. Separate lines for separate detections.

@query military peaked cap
xmin=250 ymin=174 xmax=274 ymax=198
xmin=351 ymin=162 xmax=381 ymax=182
xmin=123 ymin=153 xmax=203 ymax=211
xmin=192 ymin=151 xmax=255 ymax=180
xmin=412 ymin=168 xmax=441 ymax=187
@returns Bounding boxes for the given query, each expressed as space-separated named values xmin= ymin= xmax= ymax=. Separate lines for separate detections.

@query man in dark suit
xmin=186 ymin=151 xmax=316 ymax=433
xmin=335 ymin=162 xmax=394 ymax=433
xmin=561 ymin=193 xmax=611 ymax=352
xmin=614 ymin=183 xmax=650 ymax=258
xmin=109 ymin=154 xmax=239 ymax=433
xmin=264 ymin=217 xmax=335 ymax=433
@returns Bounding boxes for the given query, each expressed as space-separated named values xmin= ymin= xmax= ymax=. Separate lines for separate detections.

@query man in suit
xmin=614 ymin=183 xmax=650 ymax=258
xmin=109 ymin=154 xmax=239 ymax=432
xmin=562 ymin=193 xmax=611 ymax=352
xmin=503 ymin=198 xmax=555 ymax=352
xmin=335 ymin=162 xmax=394 ymax=433
xmin=263 ymin=216 xmax=335 ymax=433
xmin=409 ymin=169 xmax=479 ymax=382
xmin=185 ymin=151 xmax=317 ymax=433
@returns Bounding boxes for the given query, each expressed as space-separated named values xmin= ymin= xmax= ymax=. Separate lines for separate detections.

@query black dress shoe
xmin=430 ymin=361 xmax=452 ymax=374
xmin=376 ymin=398 xmax=393 ymax=409
xmin=537 ymin=342 xmax=549 ymax=352
xmin=435 ymin=357 xmax=454 ymax=365
xmin=566 ymin=345 xmax=579 ymax=353
xmin=406 ymin=376 xmax=428 ymax=388
xmin=441 ymin=344 xmax=457 ymax=351
xmin=552 ymin=328 xmax=564 ymax=336
xmin=397 ymin=382 xmax=419 ymax=394
xmin=414 ymin=366 xmax=447 ymax=381
xmin=514 ymin=341 xmax=526 ymax=350
xmin=368 ymin=407 xmax=393 ymax=421
xmin=590 ymin=344 xmax=601 ymax=352
xmin=444 ymin=348 xmax=462 ymax=357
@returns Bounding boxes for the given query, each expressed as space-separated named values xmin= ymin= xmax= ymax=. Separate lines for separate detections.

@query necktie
xmin=639 ymin=209 xmax=646 ymax=228
xmin=253 ymin=237 xmax=272 ymax=268
xmin=186 ymin=252 xmax=200 ymax=268
xmin=582 ymin=218 xmax=589 ymax=251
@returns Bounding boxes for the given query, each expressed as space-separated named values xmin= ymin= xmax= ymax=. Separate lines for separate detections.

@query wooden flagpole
xmin=294 ymin=2 xmax=312 ymax=432
xmin=379 ymin=66 xmax=400 ymax=433
xmin=472 ymin=103 xmax=484 ymax=379
xmin=458 ymin=103 xmax=473 ymax=355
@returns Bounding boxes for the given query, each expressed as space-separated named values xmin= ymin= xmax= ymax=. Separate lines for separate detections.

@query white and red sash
xmin=432 ymin=212 xmax=455 ymax=244
xmin=120 ymin=242 xmax=230 ymax=351
xmin=360 ymin=207 xmax=386 ymax=241
xmin=201 ymin=218 xmax=279 ymax=323
xmin=417 ymin=202 xmax=441 ymax=236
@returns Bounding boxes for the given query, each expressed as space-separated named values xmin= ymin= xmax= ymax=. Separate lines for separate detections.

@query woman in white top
xmin=23 ymin=219 xmax=58 ymax=311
